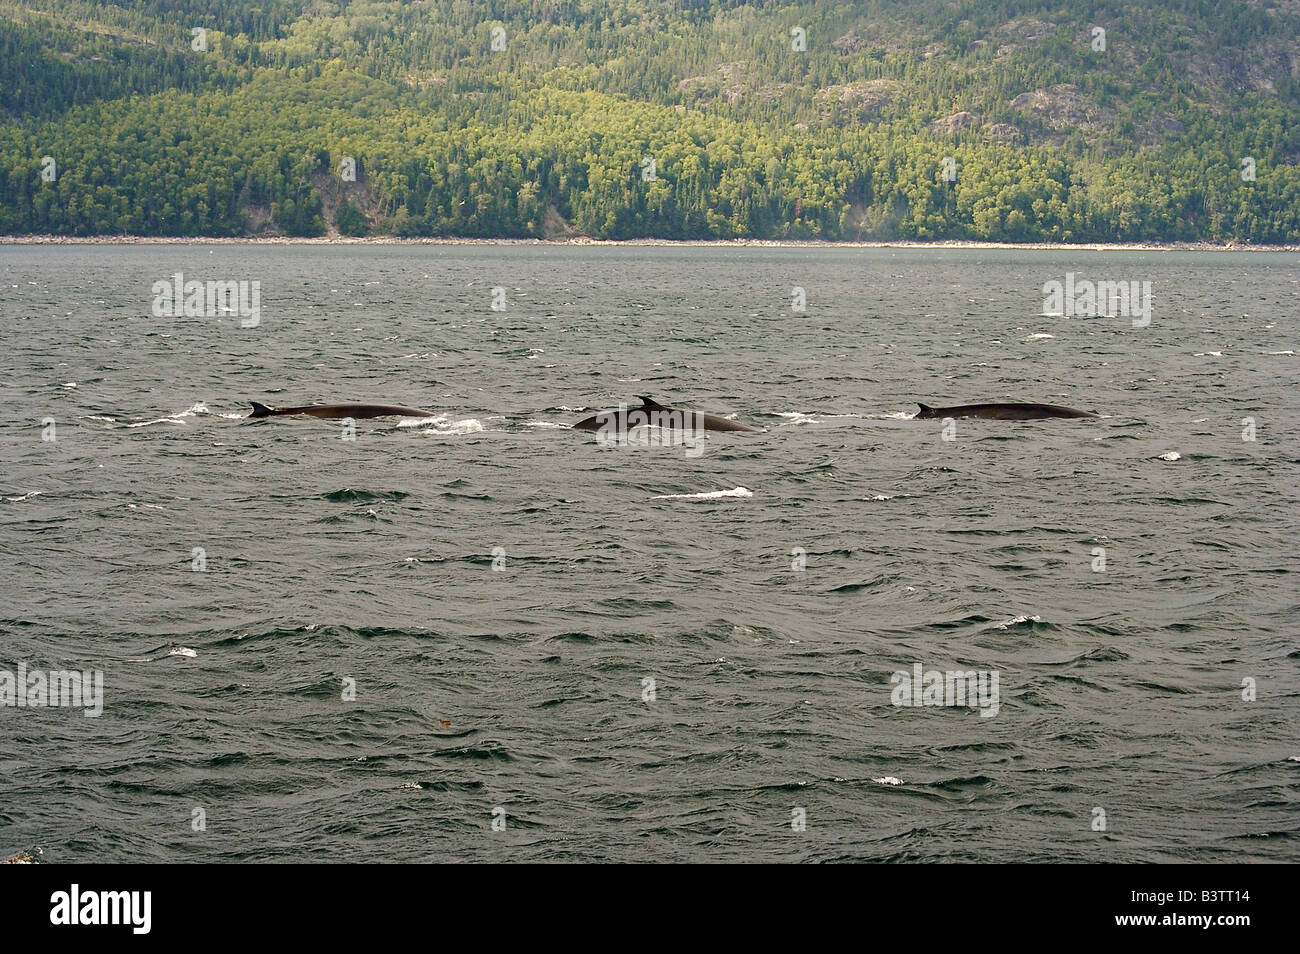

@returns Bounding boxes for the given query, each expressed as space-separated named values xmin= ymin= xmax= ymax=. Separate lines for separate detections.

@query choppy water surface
xmin=1 ymin=243 xmax=1296 ymax=862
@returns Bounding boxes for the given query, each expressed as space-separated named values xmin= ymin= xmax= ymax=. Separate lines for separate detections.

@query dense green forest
xmin=1 ymin=0 xmax=1298 ymax=241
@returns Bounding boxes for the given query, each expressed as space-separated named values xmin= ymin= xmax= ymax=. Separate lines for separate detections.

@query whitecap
xmin=1157 ymin=451 xmax=1181 ymax=461
xmin=125 ymin=402 xmax=209 ymax=428
xmin=872 ymin=776 xmax=904 ymax=786
xmin=777 ymin=411 xmax=819 ymax=425
xmin=652 ymin=487 xmax=752 ymax=500
xmin=126 ymin=417 xmax=188 ymax=428
xmin=407 ymin=416 xmax=486 ymax=435
xmin=167 ymin=647 xmax=198 ymax=659
xmin=997 ymin=614 xmax=1042 ymax=629
xmin=4 ymin=491 xmax=42 ymax=502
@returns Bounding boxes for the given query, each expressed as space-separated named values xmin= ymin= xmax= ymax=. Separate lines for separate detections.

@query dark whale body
xmin=573 ymin=396 xmax=761 ymax=433
xmin=915 ymin=402 xmax=1098 ymax=421
xmin=248 ymin=401 xmax=437 ymax=419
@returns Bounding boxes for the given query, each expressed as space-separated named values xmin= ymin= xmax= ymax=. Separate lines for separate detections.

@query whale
xmin=573 ymin=396 xmax=761 ymax=433
xmin=915 ymin=401 xmax=1098 ymax=420
xmin=248 ymin=401 xmax=437 ymax=419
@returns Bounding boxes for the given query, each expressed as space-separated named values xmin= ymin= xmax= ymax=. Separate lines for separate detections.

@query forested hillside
xmin=2 ymin=0 xmax=1298 ymax=241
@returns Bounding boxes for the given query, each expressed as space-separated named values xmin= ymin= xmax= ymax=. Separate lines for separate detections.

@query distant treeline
xmin=1 ymin=0 xmax=1297 ymax=241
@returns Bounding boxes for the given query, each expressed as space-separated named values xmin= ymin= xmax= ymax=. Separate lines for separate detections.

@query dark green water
xmin=1 ymin=244 xmax=1296 ymax=861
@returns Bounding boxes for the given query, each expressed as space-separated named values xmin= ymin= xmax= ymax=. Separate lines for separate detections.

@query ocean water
xmin=0 ymin=243 xmax=1296 ymax=862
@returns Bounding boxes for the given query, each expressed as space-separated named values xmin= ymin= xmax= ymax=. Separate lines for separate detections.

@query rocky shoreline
xmin=3 ymin=235 xmax=1297 ymax=251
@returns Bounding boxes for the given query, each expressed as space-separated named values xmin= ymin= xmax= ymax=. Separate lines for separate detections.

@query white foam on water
xmin=125 ymin=402 xmax=209 ymax=428
xmin=4 ymin=491 xmax=42 ymax=502
xmin=126 ymin=417 xmax=188 ymax=428
xmin=777 ymin=411 xmax=820 ymax=425
xmin=401 ymin=416 xmax=486 ymax=434
xmin=997 ymin=614 xmax=1043 ymax=629
xmin=1158 ymin=451 xmax=1182 ymax=461
xmin=167 ymin=647 xmax=198 ymax=659
xmin=779 ymin=410 xmax=870 ymax=424
xmin=652 ymin=487 xmax=753 ymax=500
xmin=1026 ymin=333 xmax=1055 ymax=340
xmin=873 ymin=776 xmax=904 ymax=786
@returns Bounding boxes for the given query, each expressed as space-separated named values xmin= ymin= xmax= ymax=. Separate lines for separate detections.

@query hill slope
xmin=2 ymin=0 xmax=1298 ymax=241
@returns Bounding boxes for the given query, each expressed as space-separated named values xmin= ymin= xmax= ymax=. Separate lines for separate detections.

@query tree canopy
xmin=2 ymin=0 xmax=1297 ymax=241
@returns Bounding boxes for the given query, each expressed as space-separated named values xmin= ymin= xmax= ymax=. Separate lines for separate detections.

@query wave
xmin=994 ymin=614 xmax=1045 ymax=630
xmin=322 ymin=489 xmax=410 ymax=503
xmin=776 ymin=411 xmax=871 ymax=424
xmin=651 ymin=487 xmax=753 ymax=500
xmin=403 ymin=416 xmax=486 ymax=434
xmin=90 ymin=402 xmax=213 ymax=428
xmin=127 ymin=646 xmax=198 ymax=662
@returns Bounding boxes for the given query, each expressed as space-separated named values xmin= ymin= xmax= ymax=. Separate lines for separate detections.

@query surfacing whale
xmin=915 ymin=401 xmax=1098 ymax=421
xmin=248 ymin=401 xmax=437 ymax=419
xmin=573 ymin=396 xmax=761 ymax=433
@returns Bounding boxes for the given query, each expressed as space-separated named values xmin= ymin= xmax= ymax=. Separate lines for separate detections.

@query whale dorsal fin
xmin=638 ymin=395 xmax=665 ymax=409
xmin=249 ymin=401 xmax=275 ymax=418
xmin=916 ymin=403 xmax=933 ymax=417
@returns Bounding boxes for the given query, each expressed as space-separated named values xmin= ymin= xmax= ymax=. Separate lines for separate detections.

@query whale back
xmin=917 ymin=401 xmax=1097 ymax=420
xmin=573 ymin=396 xmax=760 ymax=433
